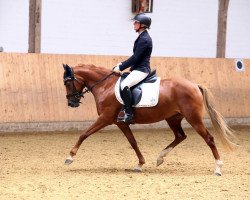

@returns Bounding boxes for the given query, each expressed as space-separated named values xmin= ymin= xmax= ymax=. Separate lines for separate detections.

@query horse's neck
xmin=77 ymin=65 xmax=118 ymax=106
xmin=77 ymin=65 xmax=116 ymax=91
xmin=82 ymin=65 xmax=109 ymax=81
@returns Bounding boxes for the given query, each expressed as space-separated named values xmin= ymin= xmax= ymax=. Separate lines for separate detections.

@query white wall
xmin=0 ymin=0 xmax=250 ymax=59
xmin=150 ymin=0 xmax=218 ymax=57
xmin=0 ymin=0 xmax=29 ymax=52
xmin=41 ymin=0 xmax=136 ymax=55
xmin=41 ymin=0 xmax=219 ymax=57
xmin=226 ymin=0 xmax=250 ymax=58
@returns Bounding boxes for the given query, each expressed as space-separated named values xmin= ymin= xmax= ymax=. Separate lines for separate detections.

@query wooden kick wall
xmin=0 ymin=53 xmax=249 ymax=123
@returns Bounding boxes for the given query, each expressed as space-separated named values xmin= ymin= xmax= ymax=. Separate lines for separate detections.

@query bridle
xmin=64 ymin=76 xmax=88 ymax=100
xmin=64 ymin=71 xmax=115 ymax=101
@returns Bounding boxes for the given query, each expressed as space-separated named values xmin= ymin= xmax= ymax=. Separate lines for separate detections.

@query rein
xmin=67 ymin=71 xmax=115 ymax=99
xmin=87 ymin=71 xmax=115 ymax=92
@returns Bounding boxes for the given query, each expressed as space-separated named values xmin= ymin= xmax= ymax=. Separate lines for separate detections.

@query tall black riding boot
xmin=117 ymin=86 xmax=134 ymax=123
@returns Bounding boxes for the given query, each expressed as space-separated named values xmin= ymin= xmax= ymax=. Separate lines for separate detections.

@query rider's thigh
xmin=121 ymin=70 xmax=148 ymax=90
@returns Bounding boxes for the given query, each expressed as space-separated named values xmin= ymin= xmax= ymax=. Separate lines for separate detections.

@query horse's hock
xmin=0 ymin=53 xmax=249 ymax=132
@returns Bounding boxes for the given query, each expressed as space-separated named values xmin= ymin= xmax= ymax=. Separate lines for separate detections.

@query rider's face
xmin=133 ymin=21 xmax=140 ymax=32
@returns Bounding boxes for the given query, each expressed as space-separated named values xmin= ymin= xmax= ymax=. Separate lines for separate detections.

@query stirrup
xmin=117 ymin=110 xmax=134 ymax=123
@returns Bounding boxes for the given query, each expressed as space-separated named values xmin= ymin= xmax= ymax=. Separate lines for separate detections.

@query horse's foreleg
xmin=157 ymin=115 xmax=186 ymax=166
xmin=117 ymin=123 xmax=145 ymax=172
xmin=65 ymin=117 xmax=108 ymax=165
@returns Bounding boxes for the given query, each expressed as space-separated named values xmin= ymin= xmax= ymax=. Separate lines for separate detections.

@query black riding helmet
xmin=132 ymin=13 xmax=151 ymax=28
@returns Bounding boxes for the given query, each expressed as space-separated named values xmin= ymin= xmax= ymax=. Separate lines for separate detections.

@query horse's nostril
xmin=68 ymin=100 xmax=79 ymax=108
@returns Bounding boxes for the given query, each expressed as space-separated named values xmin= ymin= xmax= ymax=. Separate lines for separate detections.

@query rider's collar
xmin=138 ymin=30 xmax=146 ymax=35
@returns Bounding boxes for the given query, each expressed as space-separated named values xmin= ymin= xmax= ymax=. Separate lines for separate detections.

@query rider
xmin=113 ymin=13 xmax=152 ymax=123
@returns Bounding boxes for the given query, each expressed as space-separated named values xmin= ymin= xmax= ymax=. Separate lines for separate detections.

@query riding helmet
xmin=132 ymin=13 xmax=151 ymax=28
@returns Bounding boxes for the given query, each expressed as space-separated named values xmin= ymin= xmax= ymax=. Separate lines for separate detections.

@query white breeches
xmin=121 ymin=70 xmax=148 ymax=90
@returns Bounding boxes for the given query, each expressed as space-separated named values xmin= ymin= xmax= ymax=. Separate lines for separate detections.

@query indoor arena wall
xmin=0 ymin=53 xmax=249 ymax=131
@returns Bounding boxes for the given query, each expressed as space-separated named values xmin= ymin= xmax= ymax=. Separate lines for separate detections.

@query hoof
xmin=65 ymin=156 xmax=73 ymax=165
xmin=214 ymin=160 xmax=223 ymax=176
xmin=133 ymin=166 xmax=143 ymax=172
xmin=156 ymin=158 xmax=164 ymax=167
xmin=125 ymin=165 xmax=143 ymax=173
xmin=214 ymin=172 xmax=222 ymax=176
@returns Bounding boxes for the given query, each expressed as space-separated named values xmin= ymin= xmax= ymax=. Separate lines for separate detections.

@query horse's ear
xmin=63 ymin=64 xmax=74 ymax=78
xmin=63 ymin=64 xmax=71 ymax=73
xmin=63 ymin=64 xmax=71 ymax=71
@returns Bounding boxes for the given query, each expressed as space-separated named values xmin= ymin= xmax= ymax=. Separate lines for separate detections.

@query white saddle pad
xmin=115 ymin=77 xmax=161 ymax=107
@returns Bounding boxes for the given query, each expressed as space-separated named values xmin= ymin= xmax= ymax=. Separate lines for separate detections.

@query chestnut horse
xmin=63 ymin=64 xmax=235 ymax=175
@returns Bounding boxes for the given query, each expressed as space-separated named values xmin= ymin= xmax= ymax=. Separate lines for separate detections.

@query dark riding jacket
xmin=119 ymin=30 xmax=152 ymax=74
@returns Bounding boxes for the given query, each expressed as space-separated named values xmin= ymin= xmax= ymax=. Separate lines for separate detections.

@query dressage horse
xmin=63 ymin=64 xmax=235 ymax=175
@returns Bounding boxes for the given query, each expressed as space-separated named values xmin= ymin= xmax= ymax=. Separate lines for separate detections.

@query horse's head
xmin=63 ymin=64 xmax=86 ymax=108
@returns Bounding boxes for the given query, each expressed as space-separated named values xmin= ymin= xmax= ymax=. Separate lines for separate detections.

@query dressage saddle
xmin=119 ymin=69 xmax=157 ymax=106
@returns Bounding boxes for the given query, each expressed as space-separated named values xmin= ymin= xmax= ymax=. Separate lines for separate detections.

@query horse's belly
xmin=134 ymin=105 xmax=179 ymax=124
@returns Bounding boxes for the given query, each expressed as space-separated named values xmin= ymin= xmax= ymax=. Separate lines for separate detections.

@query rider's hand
xmin=112 ymin=63 xmax=122 ymax=73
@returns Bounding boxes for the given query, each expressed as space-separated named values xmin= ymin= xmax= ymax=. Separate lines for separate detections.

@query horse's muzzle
xmin=68 ymin=99 xmax=80 ymax=108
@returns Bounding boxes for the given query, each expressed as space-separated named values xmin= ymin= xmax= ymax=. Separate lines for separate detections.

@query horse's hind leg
xmin=157 ymin=113 xmax=187 ymax=166
xmin=189 ymin=120 xmax=223 ymax=175
xmin=184 ymin=103 xmax=223 ymax=175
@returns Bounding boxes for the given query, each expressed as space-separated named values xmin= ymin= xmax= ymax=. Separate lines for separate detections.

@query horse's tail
xmin=198 ymin=84 xmax=236 ymax=151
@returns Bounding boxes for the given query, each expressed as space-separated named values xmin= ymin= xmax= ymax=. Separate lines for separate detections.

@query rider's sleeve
xmin=119 ymin=39 xmax=149 ymax=71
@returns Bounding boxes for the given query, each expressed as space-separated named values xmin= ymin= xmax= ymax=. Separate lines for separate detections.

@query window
xmin=132 ymin=0 xmax=153 ymax=13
